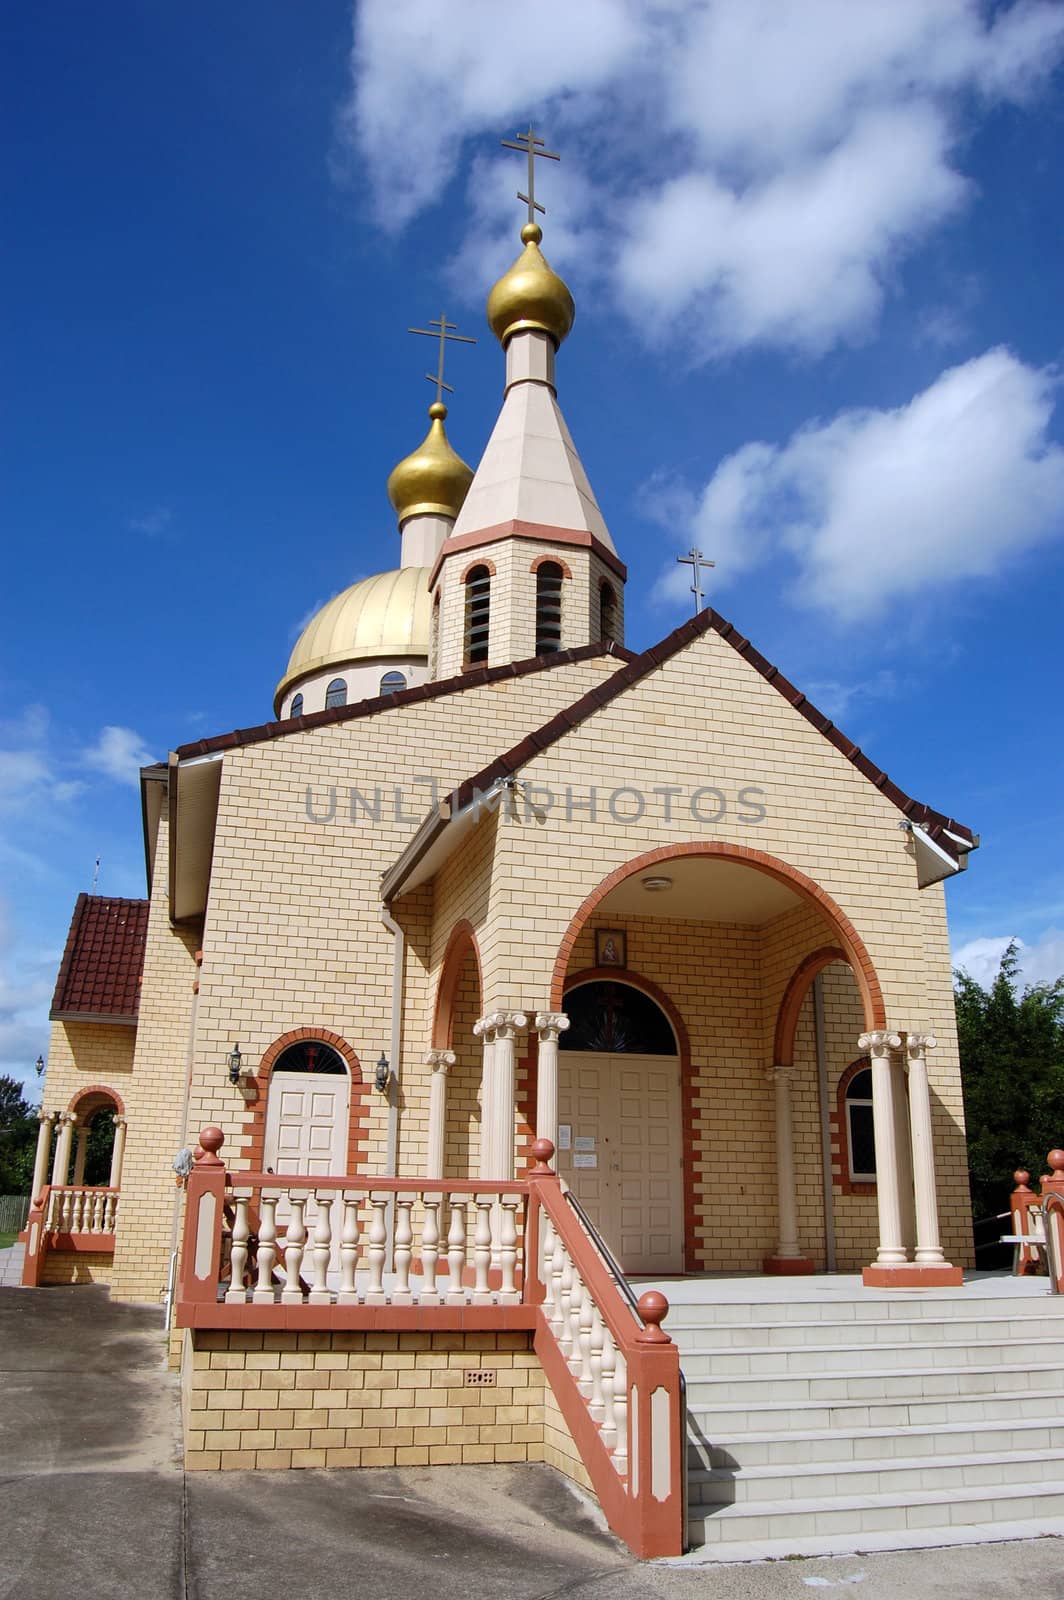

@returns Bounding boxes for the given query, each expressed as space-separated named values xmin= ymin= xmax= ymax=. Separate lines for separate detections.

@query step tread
xmin=695 ymin=1414 xmax=1057 ymax=1449
xmin=690 ymin=1445 xmax=1061 ymax=1484
xmin=684 ymin=1357 xmax=1064 ymax=1385
xmin=685 ymin=1384 xmax=1064 ymax=1421
xmin=677 ymin=1514 xmax=1064 ymax=1564
xmin=687 ymin=1477 xmax=1064 ymax=1520
xmin=676 ymin=1333 xmax=1064 ymax=1356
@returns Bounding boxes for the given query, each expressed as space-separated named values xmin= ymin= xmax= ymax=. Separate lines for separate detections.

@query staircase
xmin=657 ymin=1273 xmax=1064 ymax=1561
xmin=0 ymin=1242 xmax=26 ymax=1287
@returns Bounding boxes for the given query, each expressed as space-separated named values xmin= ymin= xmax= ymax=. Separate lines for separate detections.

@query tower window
xmin=599 ymin=580 xmax=618 ymax=643
xmin=380 ymin=671 xmax=407 ymax=696
xmin=325 ymin=678 xmax=348 ymax=709
xmin=535 ymin=562 xmax=564 ymax=655
xmin=430 ymin=593 xmax=440 ymax=677
xmin=290 ymin=693 xmax=304 ymax=719
xmin=464 ymin=565 xmax=491 ymax=665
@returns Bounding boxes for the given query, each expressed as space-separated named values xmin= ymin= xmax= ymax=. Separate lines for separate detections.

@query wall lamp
xmin=35 ymin=1055 xmax=45 ymax=1078
xmin=375 ymin=1052 xmax=391 ymax=1094
xmin=227 ymin=1043 xmax=244 ymax=1085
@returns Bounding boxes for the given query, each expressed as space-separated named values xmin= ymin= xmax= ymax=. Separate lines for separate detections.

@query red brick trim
xmin=530 ymin=554 xmax=573 ymax=579
xmin=550 ymin=843 xmax=887 ymax=1031
xmin=67 ymin=1084 xmax=126 ymax=1118
xmin=832 ymin=1056 xmax=877 ymax=1196
xmin=773 ymin=945 xmax=849 ymax=1067
xmin=236 ymin=1028 xmax=369 ymax=1176
xmin=459 ymin=557 xmax=496 ymax=583
xmin=430 ymin=520 xmax=628 ymax=587
xmin=431 ymin=921 xmax=483 ymax=1049
xmin=562 ymin=966 xmax=698 ymax=1271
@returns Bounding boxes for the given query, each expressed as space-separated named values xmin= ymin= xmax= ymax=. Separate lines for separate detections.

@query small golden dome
xmin=487 ymin=222 xmax=575 ymax=349
xmin=274 ymin=567 xmax=431 ymax=714
xmin=386 ymin=402 xmax=473 ymax=525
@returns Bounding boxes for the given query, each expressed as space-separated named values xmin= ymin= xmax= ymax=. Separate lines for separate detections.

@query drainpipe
xmin=813 ymin=973 xmax=838 ymax=1273
xmin=380 ymin=905 xmax=405 ymax=1271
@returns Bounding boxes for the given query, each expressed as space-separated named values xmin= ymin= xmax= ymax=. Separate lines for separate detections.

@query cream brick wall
xmin=181 ymin=1329 xmax=584 ymax=1475
xmin=40 ymin=1020 xmax=137 ymax=1116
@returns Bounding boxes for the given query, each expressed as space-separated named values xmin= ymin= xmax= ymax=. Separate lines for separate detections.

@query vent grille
xmin=464 ymin=1368 xmax=497 ymax=1387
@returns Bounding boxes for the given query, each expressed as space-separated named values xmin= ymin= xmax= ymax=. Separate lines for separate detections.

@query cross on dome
xmin=500 ymin=125 xmax=560 ymax=227
xmin=407 ymin=312 xmax=476 ymax=408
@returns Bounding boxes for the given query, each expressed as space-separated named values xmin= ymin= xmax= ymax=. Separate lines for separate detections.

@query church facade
xmin=22 ymin=154 xmax=985 ymax=1550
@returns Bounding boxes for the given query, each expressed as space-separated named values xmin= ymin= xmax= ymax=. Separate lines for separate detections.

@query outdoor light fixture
xmin=641 ymin=875 xmax=673 ymax=892
xmin=375 ymin=1052 xmax=391 ymax=1093
xmin=34 ymin=1055 xmax=44 ymax=1077
xmin=227 ymin=1043 xmax=244 ymax=1085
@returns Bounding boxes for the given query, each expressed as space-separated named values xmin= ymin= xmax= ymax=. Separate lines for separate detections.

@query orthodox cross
xmin=677 ymin=547 xmax=715 ymax=615
xmin=501 ymin=125 xmax=560 ymax=224
xmin=407 ymin=313 xmax=476 ymax=404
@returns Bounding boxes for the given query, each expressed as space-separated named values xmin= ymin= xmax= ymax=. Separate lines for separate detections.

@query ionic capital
xmin=905 ymin=1032 xmax=938 ymax=1060
xmin=765 ymin=1063 xmax=794 ymax=1084
xmin=533 ymin=1012 xmax=569 ymax=1041
xmin=58 ymin=1111 xmax=79 ymax=1126
xmin=38 ymin=1109 xmax=57 ymax=1125
xmin=858 ymin=1031 xmax=903 ymax=1059
xmin=476 ymin=1009 xmax=527 ymax=1042
xmin=112 ymin=1115 xmax=127 ymax=1128
xmin=425 ymin=1048 xmax=456 ymax=1073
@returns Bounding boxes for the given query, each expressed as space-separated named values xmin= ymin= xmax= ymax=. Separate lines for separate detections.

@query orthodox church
xmin=24 ymin=135 xmax=1022 ymax=1558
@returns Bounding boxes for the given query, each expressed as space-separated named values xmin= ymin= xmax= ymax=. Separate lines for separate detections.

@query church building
xmin=25 ymin=134 xmax=1031 ymax=1562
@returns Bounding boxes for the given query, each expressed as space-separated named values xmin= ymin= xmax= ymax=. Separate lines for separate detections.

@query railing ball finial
xmin=198 ymin=1126 xmax=225 ymax=1164
xmin=529 ymin=1138 xmax=556 ymax=1175
xmin=1048 ymin=1150 xmax=1064 ymax=1177
xmin=1014 ymin=1170 xmax=1031 ymax=1190
xmin=635 ymin=1289 xmax=672 ymax=1344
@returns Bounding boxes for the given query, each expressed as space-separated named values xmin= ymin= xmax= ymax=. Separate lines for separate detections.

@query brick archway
xmin=67 ymin=1084 xmax=126 ymax=1119
xmin=432 ymin=921 xmax=483 ymax=1050
xmin=773 ymin=946 xmax=851 ymax=1068
xmin=550 ymin=841 xmax=886 ymax=1029
xmin=237 ymin=1027 xmax=368 ymax=1175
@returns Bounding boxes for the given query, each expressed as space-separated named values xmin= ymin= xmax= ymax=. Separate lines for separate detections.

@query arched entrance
xmin=558 ymin=978 xmax=684 ymax=1274
xmin=262 ymin=1039 xmax=351 ymax=1177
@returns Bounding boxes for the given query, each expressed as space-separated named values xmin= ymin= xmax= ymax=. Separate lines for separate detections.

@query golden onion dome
xmin=487 ymin=222 xmax=575 ymax=349
xmin=386 ymin=402 xmax=473 ymax=525
xmin=273 ymin=567 xmax=431 ymax=713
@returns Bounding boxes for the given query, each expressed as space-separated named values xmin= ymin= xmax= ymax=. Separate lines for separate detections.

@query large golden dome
xmin=487 ymin=223 xmax=575 ymax=349
xmin=386 ymin=402 xmax=473 ymax=524
xmin=274 ymin=567 xmax=431 ymax=713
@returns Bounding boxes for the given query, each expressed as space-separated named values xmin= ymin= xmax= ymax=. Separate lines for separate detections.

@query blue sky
xmin=3 ymin=1 xmax=1064 ymax=1092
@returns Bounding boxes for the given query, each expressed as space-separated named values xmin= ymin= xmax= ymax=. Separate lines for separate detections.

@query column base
xmin=863 ymin=1262 xmax=963 ymax=1288
xmin=762 ymin=1254 xmax=816 ymax=1276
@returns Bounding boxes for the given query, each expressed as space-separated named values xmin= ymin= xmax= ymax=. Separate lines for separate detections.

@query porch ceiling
xmin=596 ymin=857 xmax=802 ymax=925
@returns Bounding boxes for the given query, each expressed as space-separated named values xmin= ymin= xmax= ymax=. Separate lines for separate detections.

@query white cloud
xmin=0 ymin=899 xmax=54 ymax=1093
xmin=954 ymin=929 xmax=1064 ymax=991
xmin=81 ymin=726 xmax=155 ymax=787
xmin=340 ymin=0 xmax=1064 ymax=356
xmin=650 ymin=348 xmax=1064 ymax=620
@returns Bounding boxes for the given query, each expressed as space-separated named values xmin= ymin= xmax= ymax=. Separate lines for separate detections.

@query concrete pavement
xmin=1 ymin=1285 xmax=1062 ymax=1600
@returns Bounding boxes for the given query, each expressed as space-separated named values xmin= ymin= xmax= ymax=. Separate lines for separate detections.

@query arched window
xmin=464 ymin=565 xmax=491 ymax=665
xmin=599 ymin=580 xmax=618 ymax=643
xmin=272 ymin=1041 xmax=347 ymax=1075
xmin=325 ymin=678 xmax=347 ymax=709
xmin=430 ymin=593 xmax=440 ymax=676
xmin=290 ymin=693 xmax=304 ymax=718
xmin=380 ymin=671 xmax=407 ymax=696
xmin=845 ymin=1067 xmax=876 ymax=1182
xmin=535 ymin=561 xmax=564 ymax=655
xmin=561 ymin=980 xmax=677 ymax=1055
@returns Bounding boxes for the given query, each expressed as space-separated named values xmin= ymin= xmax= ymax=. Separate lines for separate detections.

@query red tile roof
xmin=50 ymin=895 xmax=149 ymax=1024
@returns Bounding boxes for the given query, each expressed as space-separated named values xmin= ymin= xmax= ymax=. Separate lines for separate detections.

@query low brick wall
xmin=182 ymin=1328 xmax=584 ymax=1475
xmin=39 ymin=1251 xmax=114 ymax=1286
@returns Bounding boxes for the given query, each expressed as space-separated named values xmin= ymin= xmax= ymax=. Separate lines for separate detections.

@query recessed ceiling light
xmin=641 ymin=875 xmax=673 ymax=891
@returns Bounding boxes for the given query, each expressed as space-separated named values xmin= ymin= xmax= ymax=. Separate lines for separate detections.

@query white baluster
xmin=550 ymin=1229 xmax=567 ymax=1342
xmin=281 ymin=1194 xmax=307 ymax=1304
xmin=420 ymin=1197 xmax=441 ymax=1305
xmin=473 ymin=1195 xmax=493 ymax=1304
xmin=365 ymin=1194 xmax=388 ymax=1304
xmin=557 ymin=1247 xmax=575 ymax=1357
xmin=392 ymin=1195 xmax=414 ymax=1303
xmin=446 ymin=1196 xmax=467 ymax=1305
xmin=61 ymin=1190 xmax=74 ymax=1231
xmin=337 ymin=1195 xmax=360 ymax=1304
xmin=104 ymin=1192 xmax=117 ymax=1232
xmin=308 ymin=1190 xmax=333 ymax=1304
xmin=540 ymin=1214 xmax=557 ymax=1322
xmin=588 ymin=1302 xmax=606 ymax=1420
xmin=46 ymin=1190 xmax=60 ymax=1231
xmin=574 ymin=1278 xmax=594 ymax=1392
xmin=253 ymin=1196 xmax=278 ymax=1303
xmin=92 ymin=1192 xmax=105 ymax=1232
xmin=599 ymin=1327 xmax=618 ymax=1450
xmin=226 ymin=1194 xmax=251 ymax=1303
xmin=499 ymin=1197 xmax=519 ymax=1304
xmin=613 ymin=1350 xmax=629 ymax=1476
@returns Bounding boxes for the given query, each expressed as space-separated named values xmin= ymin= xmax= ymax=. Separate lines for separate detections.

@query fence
xmin=0 ymin=1195 xmax=29 ymax=1234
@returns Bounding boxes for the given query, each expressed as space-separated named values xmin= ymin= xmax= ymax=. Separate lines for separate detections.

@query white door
xmin=557 ymin=1052 xmax=684 ymax=1274
xmin=263 ymin=1072 xmax=349 ymax=1176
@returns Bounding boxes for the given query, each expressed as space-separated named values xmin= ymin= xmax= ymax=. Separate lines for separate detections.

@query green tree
xmin=956 ymin=943 xmax=1064 ymax=1220
xmin=0 ymin=1075 xmax=38 ymax=1195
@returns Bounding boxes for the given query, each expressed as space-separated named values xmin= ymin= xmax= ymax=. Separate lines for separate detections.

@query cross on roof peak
xmin=407 ymin=312 xmax=476 ymax=406
xmin=500 ymin=124 xmax=560 ymax=226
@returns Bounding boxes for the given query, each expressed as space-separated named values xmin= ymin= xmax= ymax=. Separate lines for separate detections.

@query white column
xmin=424 ymin=1050 xmax=455 ymax=1180
xmin=474 ymin=1015 xmax=497 ymax=1182
xmin=31 ymin=1113 xmax=56 ymax=1202
xmin=859 ymin=1031 xmax=906 ymax=1267
xmin=108 ymin=1117 xmax=127 ymax=1189
xmin=533 ymin=1012 xmax=569 ymax=1149
xmin=51 ymin=1113 xmax=77 ymax=1187
xmin=476 ymin=1010 xmax=527 ymax=1181
xmin=72 ymin=1126 xmax=89 ymax=1186
xmin=766 ymin=1064 xmax=803 ymax=1261
xmin=905 ymin=1033 xmax=949 ymax=1267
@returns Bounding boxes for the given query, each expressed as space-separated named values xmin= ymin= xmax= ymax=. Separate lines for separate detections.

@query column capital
xmin=38 ymin=1109 xmax=57 ymax=1125
xmin=112 ymin=1114 xmax=128 ymax=1128
xmin=905 ymin=1032 xmax=938 ymax=1059
xmin=424 ymin=1048 xmax=456 ymax=1072
xmin=533 ymin=1011 xmax=569 ymax=1040
xmin=858 ymin=1030 xmax=902 ymax=1057
xmin=475 ymin=1010 xmax=527 ymax=1040
xmin=765 ymin=1062 xmax=794 ymax=1083
xmin=57 ymin=1110 xmax=79 ymax=1126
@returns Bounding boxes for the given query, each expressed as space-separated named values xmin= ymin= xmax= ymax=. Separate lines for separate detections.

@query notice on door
xmin=573 ymin=1136 xmax=596 ymax=1151
xmin=572 ymin=1151 xmax=598 ymax=1169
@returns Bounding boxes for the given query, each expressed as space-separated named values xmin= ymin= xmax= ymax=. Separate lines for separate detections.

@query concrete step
xmin=687 ymin=1478 xmax=1064 ymax=1547
xmin=683 ymin=1357 xmax=1064 ymax=1406
xmin=661 ymin=1288 xmax=1060 ymax=1329
xmin=677 ymin=1334 xmax=1064 ymax=1377
xmin=685 ymin=1383 xmax=1064 ymax=1435
xmin=668 ymin=1310 xmax=1064 ymax=1348
xmin=694 ymin=1415 xmax=1060 ymax=1469
xmin=690 ymin=1447 xmax=1063 ymax=1506
xmin=0 ymin=1244 xmax=25 ymax=1287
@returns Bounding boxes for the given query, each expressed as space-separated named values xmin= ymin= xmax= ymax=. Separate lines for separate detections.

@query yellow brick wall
xmin=40 ymin=1020 xmax=136 ymax=1116
xmin=40 ymin=1250 xmax=114 ymax=1286
xmin=443 ymin=948 xmax=484 ymax=1177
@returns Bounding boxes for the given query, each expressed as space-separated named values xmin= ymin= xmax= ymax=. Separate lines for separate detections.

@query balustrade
xmin=42 ymin=1185 xmax=119 ymax=1236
